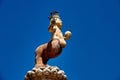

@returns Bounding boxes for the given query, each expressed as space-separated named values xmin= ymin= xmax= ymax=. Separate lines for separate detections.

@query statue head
xmin=49 ymin=11 xmax=62 ymax=29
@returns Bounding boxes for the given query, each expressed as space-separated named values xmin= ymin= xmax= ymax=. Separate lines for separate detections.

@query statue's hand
xmin=64 ymin=31 xmax=72 ymax=40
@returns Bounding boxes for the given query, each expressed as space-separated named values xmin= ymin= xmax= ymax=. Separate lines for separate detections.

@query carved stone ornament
xmin=24 ymin=65 xmax=67 ymax=80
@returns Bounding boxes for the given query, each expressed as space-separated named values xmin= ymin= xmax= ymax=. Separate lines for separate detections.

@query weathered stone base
xmin=24 ymin=65 xmax=67 ymax=80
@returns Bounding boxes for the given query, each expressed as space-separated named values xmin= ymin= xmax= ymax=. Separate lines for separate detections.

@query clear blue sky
xmin=0 ymin=0 xmax=120 ymax=80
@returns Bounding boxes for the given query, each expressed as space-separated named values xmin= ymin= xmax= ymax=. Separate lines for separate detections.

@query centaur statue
xmin=35 ymin=11 xmax=72 ymax=68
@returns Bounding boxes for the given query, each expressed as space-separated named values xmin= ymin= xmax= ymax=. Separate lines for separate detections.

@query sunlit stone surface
xmin=24 ymin=65 xmax=67 ymax=80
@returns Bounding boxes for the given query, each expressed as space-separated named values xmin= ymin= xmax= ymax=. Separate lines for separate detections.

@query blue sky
xmin=0 ymin=0 xmax=120 ymax=80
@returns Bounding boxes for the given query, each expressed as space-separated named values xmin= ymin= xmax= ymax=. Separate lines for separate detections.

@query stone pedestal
xmin=24 ymin=65 xmax=67 ymax=80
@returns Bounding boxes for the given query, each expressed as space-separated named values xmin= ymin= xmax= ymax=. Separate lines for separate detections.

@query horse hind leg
xmin=35 ymin=44 xmax=47 ymax=68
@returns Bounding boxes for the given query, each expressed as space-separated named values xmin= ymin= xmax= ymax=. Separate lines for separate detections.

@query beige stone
xmin=24 ymin=11 xmax=71 ymax=80
xmin=24 ymin=65 xmax=67 ymax=80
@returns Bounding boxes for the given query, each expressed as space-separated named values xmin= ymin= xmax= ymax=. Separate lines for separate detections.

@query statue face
xmin=50 ymin=17 xmax=62 ymax=29
xmin=54 ymin=18 xmax=62 ymax=28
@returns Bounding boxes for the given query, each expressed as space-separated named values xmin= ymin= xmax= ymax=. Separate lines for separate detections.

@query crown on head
xmin=49 ymin=11 xmax=60 ymax=20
